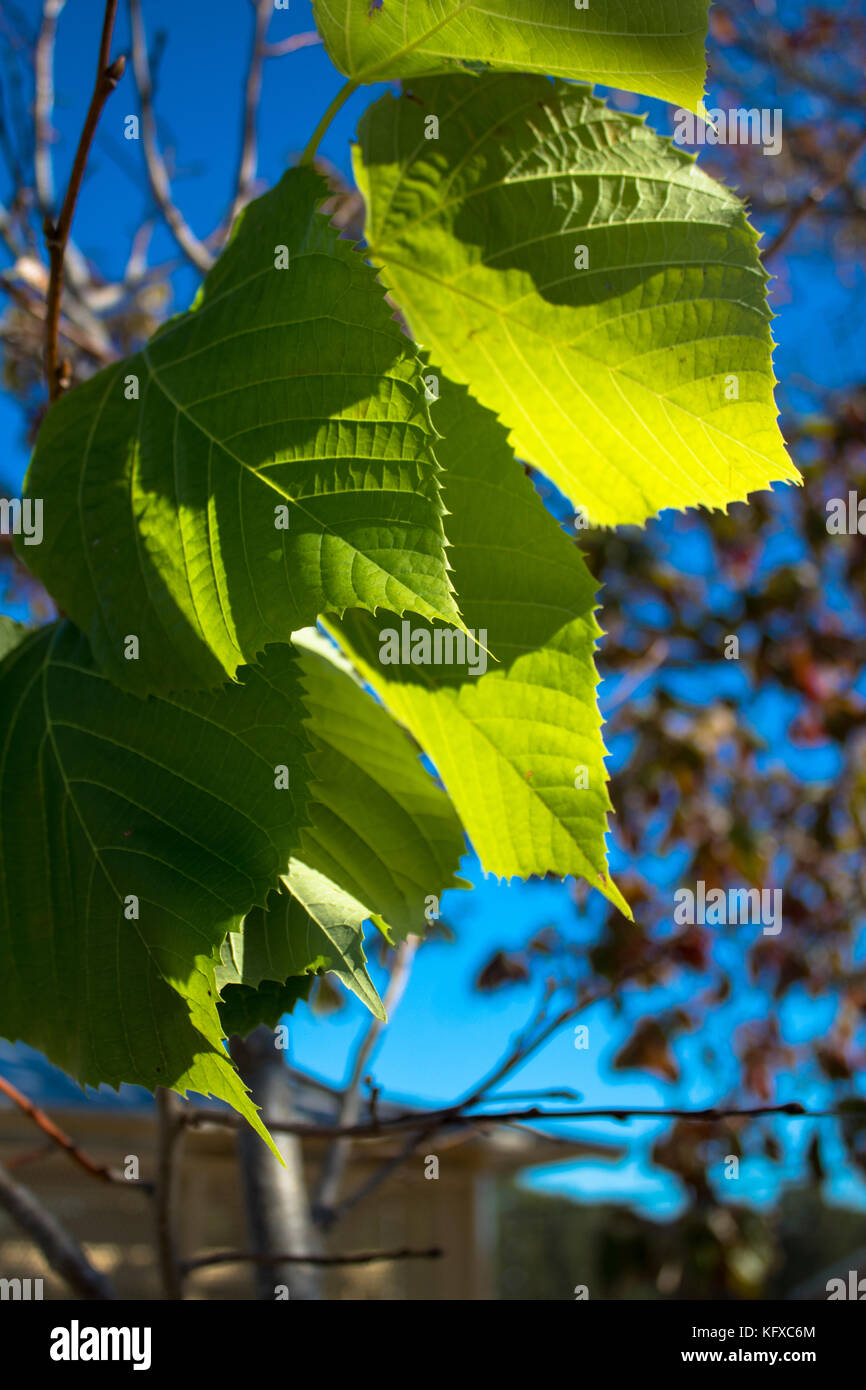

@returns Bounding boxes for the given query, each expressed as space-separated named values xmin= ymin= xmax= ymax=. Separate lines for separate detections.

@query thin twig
xmin=182 ymin=1244 xmax=442 ymax=1274
xmin=453 ymin=942 xmax=675 ymax=1112
xmin=183 ymin=1099 xmax=826 ymax=1141
xmin=222 ymin=0 xmax=271 ymax=239
xmin=0 ymin=273 xmax=114 ymax=361
xmin=329 ymin=1119 xmax=441 ymax=1226
xmin=34 ymin=0 xmax=66 ymax=215
xmin=0 ymin=1070 xmax=132 ymax=1183
xmin=128 ymin=0 xmax=212 ymax=273
xmin=602 ymin=638 xmax=670 ymax=716
xmin=763 ymin=128 xmax=866 ymax=262
xmin=42 ymin=0 xmax=124 ymax=399
xmin=263 ymin=32 xmax=322 ymax=60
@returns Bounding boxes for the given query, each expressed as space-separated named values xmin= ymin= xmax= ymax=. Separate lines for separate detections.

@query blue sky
xmin=2 ymin=0 xmax=864 ymax=1218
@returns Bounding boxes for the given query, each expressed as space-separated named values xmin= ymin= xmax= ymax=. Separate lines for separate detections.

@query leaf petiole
xmin=299 ymin=78 xmax=359 ymax=165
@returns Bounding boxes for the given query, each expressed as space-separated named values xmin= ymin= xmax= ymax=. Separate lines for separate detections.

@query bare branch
xmin=128 ymin=0 xmax=213 ymax=274
xmin=1 ymin=271 xmax=115 ymax=362
xmin=222 ymin=0 xmax=271 ymax=240
xmin=182 ymin=1244 xmax=442 ymax=1275
xmin=452 ymin=942 xmax=675 ymax=1113
xmin=0 ymin=1069 xmax=134 ymax=1184
xmin=763 ymin=127 xmax=866 ymax=262
xmin=326 ymin=1120 xmax=440 ymax=1226
xmin=184 ymin=1098 xmax=824 ymax=1141
xmin=0 ymin=1158 xmax=116 ymax=1299
xmin=34 ymin=0 xmax=66 ymax=215
xmin=263 ymin=32 xmax=322 ymax=60
xmin=602 ymin=638 xmax=670 ymax=717
xmin=42 ymin=0 xmax=125 ymax=399
xmin=313 ymin=938 xmax=418 ymax=1227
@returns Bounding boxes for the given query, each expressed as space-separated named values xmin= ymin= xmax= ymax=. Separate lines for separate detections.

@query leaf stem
xmin=299 ymin=78 xmax=359 ymax=166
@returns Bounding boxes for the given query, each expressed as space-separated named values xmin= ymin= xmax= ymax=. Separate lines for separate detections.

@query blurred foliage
xmin=496 ymin=1182 xmax=866 ymax=1300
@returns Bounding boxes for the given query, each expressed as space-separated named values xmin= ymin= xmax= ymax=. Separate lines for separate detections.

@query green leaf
xmin=218 ymin=972 xmax=312 ymax=1039
xmin=0 ymin=624 xmax=309 ymax=1150
xmin=355 ymin=77 xmax=799 ymax=528
xmin=21 ymin=166 xmax=460 ymax=695
xmin=217 ymin=627 xmax=468 ymax=1025
xmin=0 ymin=616 xmax=27 ymax=661
xmin=217 ymin=861 xmax=386 ymax=1021
xmin=329 ymin=377 xmax=629 ymax=913
xmin=312 ymin=0 xmax=710 ymax=112
xmin=295 ymin=626 xmax=468 ymax=940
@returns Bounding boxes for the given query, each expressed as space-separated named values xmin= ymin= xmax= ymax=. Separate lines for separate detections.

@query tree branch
xmin=763 ymin=127 xmax=866 ymax=262
xmin=128 ymin=0 xmax=213 ymax=274
xmin=0 ymin=1070 xmax=135 ymax=1184
xmin=325 ymin=1119 xmax=441 ymax=1227
xmin=153 ymin=1088 xmax=185 ymax=1300
xmin=312 ymin=938 xmax=417 ymax=1228
xmin=0 ymin=272 xmax=115 ymax=363
xmin=263 ymin=32 xmax=322 ymax=61
xmin=42 ymin=0 xmax=124 ymax=400
xmin=229 ymin=1027 xmax=323 ymax=1300
xmin=34 ymin=0 xmax=66 ymax=215
xmin=181 ymin=1244 xmax=442 ymax=1274
xmin=0 ymin=1158 xmax=116 ymax=1299
xmin=221 ymin=0 xmax=271 ymax=240
xmin=184 ymin=1098 xmax=825 ymax=1141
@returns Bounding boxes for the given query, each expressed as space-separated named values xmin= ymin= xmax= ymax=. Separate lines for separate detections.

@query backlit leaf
xmin=355 ymin=76 xmax=799 ymax=527
xmin=330 ymin=378 xmax=629 ymax=911
xmin=313 ymin=0 xmax=710 ymax=111
xmin=21 ymin=167 xmax=459 ymax=694
xmin=0 ymin=625 xmax=309 ymax=1148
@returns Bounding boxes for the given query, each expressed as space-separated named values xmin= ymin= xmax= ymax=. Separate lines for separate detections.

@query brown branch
xmin=0 ymin=1069 xmax=129 ymax=1184
xmin=763 ymin=128 xmax=866 ymax=263
xmin=327 ymin=1119 xmax=440 ymax=1227
xmin=1 ymin=273 xmax=116 ymax=363
xmin=128 ymin=0 xmax=213 ymax=274
xmin=181 ymin=1244 xmax=442 ymax=1274
xmin=42 ymin=0 xmax=124 ymax=400
xmin=0 ymin=197 xmax=27 ymax=259
xmin=183 ymin=1099 xmax=825 ymax=1141
xmin=0 ymin=1158 xmax=116 ymax=1299
xmin=453 ymin=942 xmax=675 ymax=1113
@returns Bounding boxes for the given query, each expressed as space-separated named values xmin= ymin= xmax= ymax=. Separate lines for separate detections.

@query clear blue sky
xmin=2 ymin=0 xmax=864 ymax=1218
